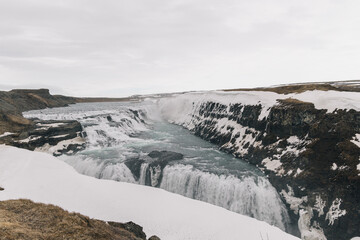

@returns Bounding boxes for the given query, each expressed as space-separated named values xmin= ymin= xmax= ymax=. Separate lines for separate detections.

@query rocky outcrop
xmin=0 ymin=119 xmax=86 ymax=156
xmin=0 ymin=199 xmax=159 ymax=240
xmin=125 ymin=150 xmax=184 ymax=187
xmin=0 ymin=89 xmax=79 ymax=149
xmin=170 ymin=98 xmax=360 ymax=240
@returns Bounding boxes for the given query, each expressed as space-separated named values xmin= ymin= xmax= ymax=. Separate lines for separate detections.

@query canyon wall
xmin=160 ymin=91 xmax=360 ymax=240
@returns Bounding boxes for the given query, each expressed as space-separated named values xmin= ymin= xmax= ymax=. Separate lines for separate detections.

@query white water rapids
xmin=24 ymin=100 xmax=291 ymax=231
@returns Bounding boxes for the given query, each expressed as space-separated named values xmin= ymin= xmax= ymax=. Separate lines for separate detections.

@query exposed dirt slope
xmin=0 ymin=199 xmax=158 ymax=240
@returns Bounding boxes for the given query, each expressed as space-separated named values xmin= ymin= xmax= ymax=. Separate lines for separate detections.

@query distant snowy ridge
xmin=158 ymin=90 xmax=360 ymax=240
xmin=0 ymin=145 xmax=299 ymax=240
xmin=160 ymin=90 xmax=360 ymax=121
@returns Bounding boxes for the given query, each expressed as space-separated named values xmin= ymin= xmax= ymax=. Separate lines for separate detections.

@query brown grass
xmin=277 ymin=98 xmax=312 ymax=105
xmin=27 ymin=93 xmax=50 ymax=106
xmin=0 ymin=199 xmax=145 ymax=240
xmin=223 ymin=83 xmax=341 ymax=94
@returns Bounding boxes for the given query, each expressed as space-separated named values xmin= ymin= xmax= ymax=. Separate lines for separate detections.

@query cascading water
xmin=24 ymin=100 xmax=292 ymax=232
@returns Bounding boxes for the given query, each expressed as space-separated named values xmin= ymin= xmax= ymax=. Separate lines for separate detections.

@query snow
xmin=351 ymin=134 xmax=360 ymax=148
xmin=159 ymin=90 xmax=360 ymax=126
xmin=294 ymin=168 xmax=303 ymax=177
xmin=214 ymin=119 xmax=261 ymax=156
xmin=17 ymin=136 xmax=42 ymax=143
xmin=50 ymin=134 xmax=70 ymax=139
xmin=262 ymin=157 xmax=282 ymax=172
xmin=331 ymin=163 xmax=338 ymax=170
xmin=325 ymin=198 xmax=347 ymax=225
xmin=0 ymin=145 xmax=299 ymax=240
xmin=280 ymin=185 xmax=307 ymax=215
xmin=35 ymin=136 xmax=85 ymax=155
xmin=287 ymin=136 xmax=302 ymax=144
xmin=36 ymin=122 xmax=65 ymax=128
xmin=0 ymin=132 xmax=14 ymax=138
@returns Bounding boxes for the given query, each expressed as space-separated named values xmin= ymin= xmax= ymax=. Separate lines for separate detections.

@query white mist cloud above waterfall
xmin=0 ymin=0 xmax=360 ymax=97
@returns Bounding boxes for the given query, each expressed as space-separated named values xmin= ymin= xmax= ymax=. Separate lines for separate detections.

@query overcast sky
xmin=0 ymin=0 xmax=359 ymax=97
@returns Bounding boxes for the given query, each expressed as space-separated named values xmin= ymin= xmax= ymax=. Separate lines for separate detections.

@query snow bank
xmin=159 ymin=90 xmax=360 ymax=124
xmin=0 ymin=132 xmax=14 ymax=138
xmin=0 ymin=145 xmax=298 ymax=240
xmin=292 ymin=90 xmax=360 ymax=113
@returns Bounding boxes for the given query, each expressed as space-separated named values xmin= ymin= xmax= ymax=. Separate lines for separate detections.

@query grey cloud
xmin=0 ymin=0 xmax=359 ymax=97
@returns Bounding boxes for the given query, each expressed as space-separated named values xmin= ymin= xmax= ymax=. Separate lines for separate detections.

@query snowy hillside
xmin=0 ymin=145 xmax=299 ymax=240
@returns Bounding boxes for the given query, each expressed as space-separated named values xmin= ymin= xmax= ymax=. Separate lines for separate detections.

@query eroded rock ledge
xmin=0 ymin=88 xmax=128 ymax=155
xmin=171 ymin=98 xmax=360 ymax=240
xmin=0 ymin=119 xmax=86 ymax=156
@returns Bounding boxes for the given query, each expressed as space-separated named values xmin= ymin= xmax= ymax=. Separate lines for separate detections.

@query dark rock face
xmin=148 ymin=236 xmax=161 ymax=240
xmin=125 ymin=151 xmax=183 ymax=187
xmin=148 ymin=150 xmax=184 ymax=164
xmin=177 ymin=99 xmax=360 ymax=240
xmin=0 ymin=88 xmax=80 ymax=150
xmin=125 ymin=159 xmax=146 ymax=181
xmin=146 ymin=151 xmax=184 ymax=187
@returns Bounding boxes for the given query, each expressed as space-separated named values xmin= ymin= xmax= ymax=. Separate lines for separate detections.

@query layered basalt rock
xmin=0 ymin=89 xmax=83 ymax=155
xmin=175 ymin=98 xmax=360 ymax=240
xmin=0 ymin=119 xmax=86 ymax=156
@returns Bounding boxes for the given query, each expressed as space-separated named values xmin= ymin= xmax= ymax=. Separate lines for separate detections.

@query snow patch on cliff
xmin=214 ymin=119 xmax=261 ymax=156
xmin=262 ymin=158 xmax=282 ymax=172
xmin=159 ymin=90 xmax=360 ymax=124
xmin=17 ymin=136 xmax=42 ymax=143
xmin=0 ymin=132 xmax=14 ymax=138
xmin=325 ymin=198 xmax=347 ymax=225
xmin=280 ymin=185 xmax=307 ymax=215
xmin=159 ymin=91 xmax=281 ymax=125
xmin=351 ymin=134 xmax=360 ymax=148
xmin=291 ymin=90 xmax=360 ymax=113
xmin=35 ymin=136 xmax=85 ymax=155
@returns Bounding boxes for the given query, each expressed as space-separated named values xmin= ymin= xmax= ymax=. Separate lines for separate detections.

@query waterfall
xmin=160 ymin=164 xmax=289 ymax=231
xmin=62 ymin=156 xmax=136 ymax=183
xmin=139 ymin=163 xmax=149 ymax=185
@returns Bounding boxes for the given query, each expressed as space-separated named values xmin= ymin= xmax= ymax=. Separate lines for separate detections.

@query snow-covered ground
xmin=160 ymin=90 xmax=360 ymax=123
xmin=0 ymin=145 xmax=298 ymax=240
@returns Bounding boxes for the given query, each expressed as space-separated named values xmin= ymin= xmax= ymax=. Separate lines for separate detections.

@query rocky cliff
xmin=160 ymin=91 xmax=360 ymax=240
xmin=0 ymin=89 xmax=129 ymax=155
xmin=0 ymin=89 xmax=86 ymax=155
